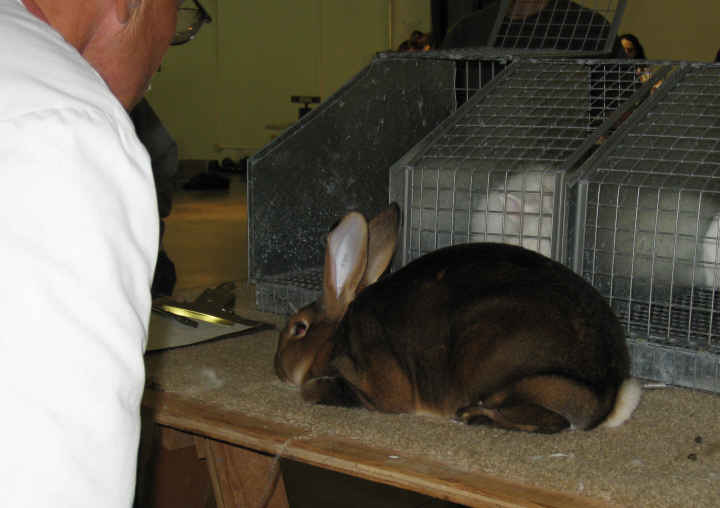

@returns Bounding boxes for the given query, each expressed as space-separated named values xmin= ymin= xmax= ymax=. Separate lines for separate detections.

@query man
xmin=0 ymin=0 xmax=179 ymax=506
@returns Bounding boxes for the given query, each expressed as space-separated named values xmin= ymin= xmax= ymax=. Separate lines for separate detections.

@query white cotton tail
xmin=601 ymin=378 xmax=642 ymax=428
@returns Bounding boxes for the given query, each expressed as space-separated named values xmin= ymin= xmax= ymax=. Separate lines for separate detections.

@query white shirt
xmin=0 ymin=1 xmax=158 ymax=506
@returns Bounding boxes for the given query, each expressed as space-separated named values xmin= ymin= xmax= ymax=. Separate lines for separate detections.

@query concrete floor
xmin=158 ymin=171 xmax=461 ymax=508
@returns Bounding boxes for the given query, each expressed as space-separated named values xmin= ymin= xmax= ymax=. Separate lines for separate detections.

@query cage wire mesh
xmin=447 ymin=0 xmax=627 ymax=106
xmin=255 ymin=268 xmax=323 ymax=316
xmin=576 ymin=63 xmax=720 ymax=391
xmin=390 ymin=58 xmax=661 ymax=267
xmin=454 ymin=57 xmax=507 ymax=108
xmin=490 ymin=0 xmax=626 ymax=54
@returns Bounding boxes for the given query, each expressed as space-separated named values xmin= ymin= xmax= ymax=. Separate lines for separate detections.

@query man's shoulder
xmin=0 ymin=1 xmax=126 ymax=125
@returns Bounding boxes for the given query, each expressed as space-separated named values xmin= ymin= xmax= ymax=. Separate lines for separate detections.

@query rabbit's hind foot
xmin=457 ymin=374 xmax=611 ymax=433
xmin=455 ymin=403 xmax=569 ymax=433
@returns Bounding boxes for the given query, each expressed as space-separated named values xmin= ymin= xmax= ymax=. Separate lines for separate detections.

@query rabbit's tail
xmin=600 ymin=378 xmax=642 ymax=428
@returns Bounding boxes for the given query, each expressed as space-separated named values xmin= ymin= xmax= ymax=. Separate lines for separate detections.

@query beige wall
xmin=573 ymin=0 xmax=720 ymax=61
xmin=148 ymin=0 xmax=402 ymax=160
xmin=146 ymin=0 xmax=219 ymax=160
xmin=616 ymin=1 xmax=720 ymax=61
xmin=147 ymin=1 xmax=720 ymax=161
xmin=390 ymin=0 xmax=431 ymax=50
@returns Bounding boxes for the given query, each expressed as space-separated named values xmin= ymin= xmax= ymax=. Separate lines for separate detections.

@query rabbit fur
xmin=469 ymin=164 xmax=555 ymax=258
xmin=471 ymin=163 xmax=720 ymax=289
xmin=274 ymin=203 xmax=641 ymax=433
xmin=589 ymin=185 xmax=720 ymax=290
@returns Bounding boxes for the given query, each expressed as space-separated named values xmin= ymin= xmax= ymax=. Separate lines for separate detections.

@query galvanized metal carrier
xmin=389 ymin=58 xmax=666 ymax=268
xmin=573 ymin=63 xmax=720 ymax=392
xmin=249 ymin=55 xmax=458 ymax=314
xmin=249 ymin=51 xmax=511 ymax=315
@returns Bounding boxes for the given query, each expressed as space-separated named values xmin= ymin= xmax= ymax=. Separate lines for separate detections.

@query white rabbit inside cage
xmin=407 ymin=161 xmax=557 ymax=260
xmin=469 ymin=163 xmax=556 ymax=257
xmin=584 ymin=184 xmax=720 ymax=293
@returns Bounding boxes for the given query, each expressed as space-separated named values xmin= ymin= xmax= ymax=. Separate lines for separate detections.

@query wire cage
xmin=573 ymin=63 xmax=720 ymax=392
xmin=389 ymin=58 xmax=666 ymax=269
xmin=250 ymin=52 xmax=512 ymax=314
xmin=443 ymin=0 xmax=626 ymax=56
xmin=490 ymin=0 xmax=626 ymax=55
xmin=249 ymin=56 xmax=454 ymax=313
xmin=454 ymin=54 xmax=507 ymax=108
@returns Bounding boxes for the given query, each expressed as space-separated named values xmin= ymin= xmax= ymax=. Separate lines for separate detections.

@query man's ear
xmin=115 ymin=0 xmax=139 ymax=25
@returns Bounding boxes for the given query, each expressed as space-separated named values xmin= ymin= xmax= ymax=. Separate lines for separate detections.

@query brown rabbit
xmin=274 ymin=204 xmax=641 ymax=433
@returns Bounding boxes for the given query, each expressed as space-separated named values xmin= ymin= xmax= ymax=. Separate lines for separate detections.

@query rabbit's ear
xmin=363 ymin=204 xmax=401 ymax=287
xmin=322 ymin=212 xmax=369 ymax=319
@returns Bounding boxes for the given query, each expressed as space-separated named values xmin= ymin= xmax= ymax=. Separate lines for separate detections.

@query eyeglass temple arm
xmin=194 ymin=0 xmax=212 ymax=23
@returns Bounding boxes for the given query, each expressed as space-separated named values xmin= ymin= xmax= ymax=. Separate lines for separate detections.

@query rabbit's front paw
xmin=301 ymin=376 xmax=362 ymax=407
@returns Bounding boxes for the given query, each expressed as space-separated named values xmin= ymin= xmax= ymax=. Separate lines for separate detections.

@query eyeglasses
xmin=173 ymin=0 xmax=212 ymax=46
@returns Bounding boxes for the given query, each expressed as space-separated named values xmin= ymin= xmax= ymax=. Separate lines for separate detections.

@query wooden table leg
xmin=196 ymin=437 xmax=290 ymax=508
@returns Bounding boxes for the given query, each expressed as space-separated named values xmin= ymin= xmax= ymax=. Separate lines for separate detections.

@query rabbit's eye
xmin=292 ymin=321 xmax=308 ymax=338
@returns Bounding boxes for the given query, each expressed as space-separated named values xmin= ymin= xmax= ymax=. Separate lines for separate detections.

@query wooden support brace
xmin=198 ymin=437 xmax=290 ymax=508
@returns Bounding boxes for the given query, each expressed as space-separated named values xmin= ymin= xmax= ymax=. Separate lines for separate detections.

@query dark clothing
xmin=130 ymin=98 xmax=178 ymax=219
xmin=130 ymin=98 xmax=178 ymax=297
xmin=441 ymin=1 xmax=498 ymax=49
